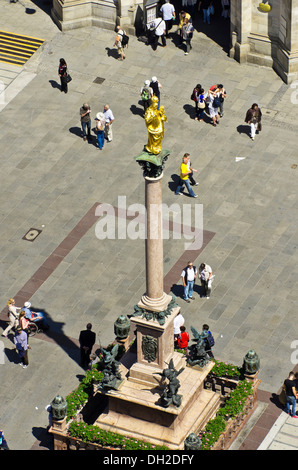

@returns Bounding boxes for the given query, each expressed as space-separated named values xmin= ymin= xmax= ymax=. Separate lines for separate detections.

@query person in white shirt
xmin=160 ymin=0 xmax=176 ymax=37
xmin=150 ymin=16 xmax=166 ymax=50
xmin=173 ymin=311 xmax=185 ymax=346
xmin=198 ymin=263 xmax=213 ymax=298
xmin=103 ymin=104 xmax=115 ymax=142
xmin=181 ymin=262 xmax=197 ymax=302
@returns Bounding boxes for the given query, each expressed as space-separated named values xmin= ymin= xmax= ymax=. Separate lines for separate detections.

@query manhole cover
xmin=22 ymin=228 xmax=42 ymax=242
xmin=93 ymin=77 xmax=105 ymax=84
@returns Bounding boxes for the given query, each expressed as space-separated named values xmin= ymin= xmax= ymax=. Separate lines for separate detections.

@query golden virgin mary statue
xmin=144 ymin=96 xmax=167 ymax=155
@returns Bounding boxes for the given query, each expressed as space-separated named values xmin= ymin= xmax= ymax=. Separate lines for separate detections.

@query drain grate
xmin=93 ymin=77 xmax=105 ymax=84
xmin=22 ymin=228 xmax=42 ymax=242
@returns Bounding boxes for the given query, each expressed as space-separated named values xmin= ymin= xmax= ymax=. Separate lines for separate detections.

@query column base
xmin=138 ymin=292 xmax=173 ymax=313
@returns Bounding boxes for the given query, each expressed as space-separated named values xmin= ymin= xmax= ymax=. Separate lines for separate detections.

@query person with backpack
xmin=202 ymin=324 xmax=215 ymax=358
xmin=140 ymin=80 xmax=153 ymax=114
xmin=181 ymin=261 xmax=197 ymax=302
xmin=150 ymin=16 xmax=166 ymax=51
xmin=207 ymin=88 xmax=221 ymax=126
xmin=113 ymin=26 xmax=127 ymax=61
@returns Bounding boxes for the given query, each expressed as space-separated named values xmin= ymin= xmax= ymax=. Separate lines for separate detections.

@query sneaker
xmin=184 ymin=299 xmax=190 ymax=303
xmin=189 ymin=297 xmax=194 ymax=300
xmin=184 ymin=52 xmax=188 ymax=55
xmin=291 ymin=415 xmax=298 ymax=418
xmin=194 ymin=182 xmax=199 ymax=186
xmin=193 ymin=195 xmax=198 ymax=198
xmin=206 ymin=296 xmax=210 ymax=299
xmin=22 ymin=365 xmax=28 ymax=369
xmin=176 ymin=192 xmax=183 ymax=196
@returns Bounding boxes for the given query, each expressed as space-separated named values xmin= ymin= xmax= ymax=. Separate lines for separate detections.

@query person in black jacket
xmin=79 ymin=323 xmax=96 ymax=368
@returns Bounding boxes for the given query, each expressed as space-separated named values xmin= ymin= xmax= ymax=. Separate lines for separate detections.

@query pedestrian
xmin=2 ymin=298 xmax=21 ymax=338
xmin=202 ymin=324 xmax=215 ymax=358
xmin=181 ymin=261 xmax=197 ymax=302
xmin=22 ymin=301 xmax=49 ymax=330
xmin=245 ymin=103 xmax=262 ymax=141
xmin=182 ymin=17 xmax=194 ymax=55
xmin=14 ymin=326 xmax=29 ymax=368
xmin=186 ymin=154 xmax=199 ymax=186
xmin=150 ymin=76 xmax=162 ymax=110
xmin=198 ymin=262 xmax=213 ymax=298
xmin=173 ymin=311 xmax=185 ymax=347
xmin=140 ymin=80 xmax=153 ymax=114
xmin=210 ymin=83 xmax=227 ymax=117
xmin=177 ymin=326 xmax=190 ymax=350
xmin=283 ymin=371 xmax=298 ymax=417
xmin=58 ymin=58 xmax=68 ymax=94
xmin=178 ymin=11 xmax=191 ymax=43
xmin=208 ymin=88 xmax=221 ymax=126
xmin=79 ymin=323 xmax=96 ymax=369
xmin=103 ymin=104 xmax=115 ymax=142
xmin=80 ymin=103 xmax=92 ymax=142
xmin=175 ymin=154 xmax=198 ymax=198
xmin=95 ymin=112 xmax=105 ymax=150
xmin=196 ymin=88 xmax=206 ymax=121
xmin=151 ymin=16 xmax=167 ymax=51
xmin=221 ymin=0 xmax=230 ymax=18
xmin=0 ymin=430 xmax=9 ymax=450
xmin=113 ymin=25 xmax=126 ymax=61
xmin=19 ymin=311 xmax=31 ymax=338
xmin=198 ymin=0 xmax=213 ymax=24
xmin=160 ymin=0 xmax=176 ymax=38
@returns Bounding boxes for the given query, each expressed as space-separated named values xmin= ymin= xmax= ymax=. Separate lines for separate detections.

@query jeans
xmin=184 ymin=280 xmax=194 ymax=300
xmin=32 ymin=312 xmax=49 ymax=328
xmin=82 ymin=120 xmax=91 ymax=138
xmin=97 ymin=130 xmax=104 ymax=149
xmin=175 ymin=178 xmax=196 ymax=197
xmin=285 ymin=395 xmax=296 ymax=416
xmin=203 ymin=8 xmax=211 ymax=24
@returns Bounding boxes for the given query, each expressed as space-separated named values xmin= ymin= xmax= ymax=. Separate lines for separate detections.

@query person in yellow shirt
xmin=177 ymin=11 xmax=191 ymax=44
xmin=175 ymin=154 xmax=198 ymax=197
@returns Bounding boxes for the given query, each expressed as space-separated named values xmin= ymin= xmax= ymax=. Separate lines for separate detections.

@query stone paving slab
xmin=0 ymin=0 xmax=298 ymax=451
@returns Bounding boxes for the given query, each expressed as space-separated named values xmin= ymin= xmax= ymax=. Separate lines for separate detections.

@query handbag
xmin=198 ymin=101 xmax=205 ymax=109
xmin=66 ymin=74 xmax=72 ymax=83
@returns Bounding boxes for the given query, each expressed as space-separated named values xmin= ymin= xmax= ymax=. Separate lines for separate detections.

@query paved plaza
xmin=0 ymin=0 xmax=297 ymax=451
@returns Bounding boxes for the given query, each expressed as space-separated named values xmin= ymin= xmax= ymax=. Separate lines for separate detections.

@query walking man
xmin=79 ymin=323 xmax=96 ymax=369
xmin=198 ymin=263 xmax=213 ymax=298
xmin=160 ymin=0 xmax=176 ymax=37
xmin=103 ymin=104 xmax=115 ymax=142
xmin=151 ymin=16 xmax=166 ymax=50
xmin=181 ymin=261 xmax=197 ymax=302
xmin=80 ymin=103 xmax=92 ymax=141
xmin=245 ymin=103 xmax=262 ymax=141
xmin=113 ymin=25 xmax=126 ymax=61
xmin=14 ymin=326 xmax=29 ymax=368
xmin=175 ymin=154 xmax=198 ymax=197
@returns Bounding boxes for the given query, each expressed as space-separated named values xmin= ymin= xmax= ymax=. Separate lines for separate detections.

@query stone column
xmin=230 ymin=0 xmax=252 ymax=63
xmin=138 ymin=172 xmax=172 ymax=313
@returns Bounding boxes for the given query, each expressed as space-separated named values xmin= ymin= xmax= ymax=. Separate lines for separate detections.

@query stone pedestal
xmin=95 ymin=359 xmax=220 ymax=450
xmin=129 ymin=306 xmax=180 ymax=386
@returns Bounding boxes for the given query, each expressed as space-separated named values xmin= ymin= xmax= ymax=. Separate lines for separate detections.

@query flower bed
xmin=199 ymin=379 xmax=253 ymax=450
xmin=68 ymin=422 xmax=169 ymax=450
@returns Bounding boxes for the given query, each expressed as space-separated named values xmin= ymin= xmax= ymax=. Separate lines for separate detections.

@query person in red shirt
xmin=177 ymin=326 xmax=189 ymax=349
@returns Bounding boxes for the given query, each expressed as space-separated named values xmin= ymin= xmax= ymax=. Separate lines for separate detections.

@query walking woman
xmin=58 ymin=58 xmax=68 ymax=94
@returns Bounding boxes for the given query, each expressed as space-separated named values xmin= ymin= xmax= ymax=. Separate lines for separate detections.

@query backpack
xmin=213 ymin=95 xmax=221 ymax=108
xmin=141 ymin=87 xmax=150 ymax=101
xmin=120 ymin=31 xmax=129 ymax=47
xmin=206 ymin=331 xmax=215 ymax=348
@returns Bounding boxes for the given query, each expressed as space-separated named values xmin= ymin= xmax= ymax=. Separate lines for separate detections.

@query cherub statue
xmin=187 ymin=326 xmax=210 ymax=367
xmin=157 ymin=358 xmax=184 ymax=408
xmin=98 ymin=344 xmax=122 ymax=390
